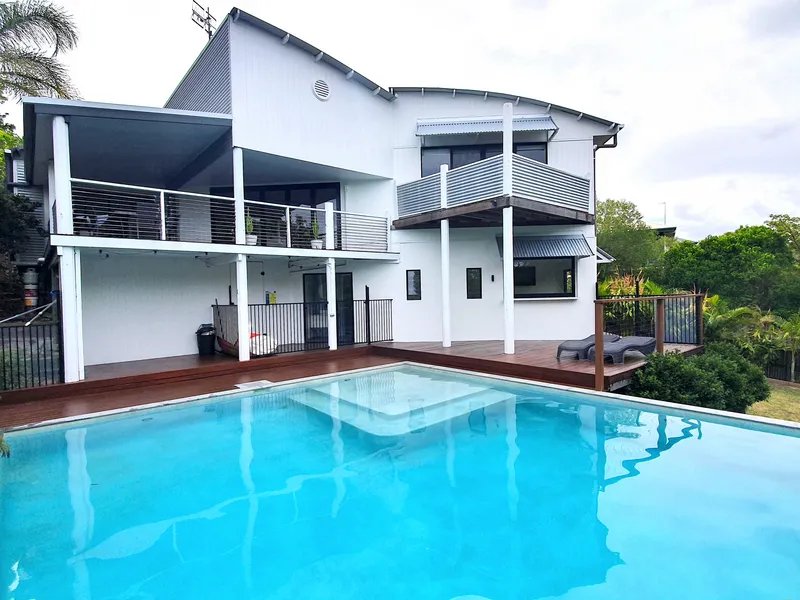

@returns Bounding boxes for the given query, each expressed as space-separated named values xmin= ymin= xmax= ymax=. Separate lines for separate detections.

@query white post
xmin=440 ymin=164 xmax=451 ymax=348
xmin=285 ymin=206 xmax=292 ymax=248
xmin=236 ymin=253 xmax=250 ymax=362
xmin=503 ymin=206 xmax=515 ymax=354
xmin=324 ymin=201 xmax=335 ymax=250
xmin=326 ymin=257 xmax=338 ymax=350
xmin=233 ymin=147 xmax=245 ymax=245
xmin=59 ymin=247 xmax=83 ymax=381
xmin=502 ymin=102 xmax=514 ymax=196
xmin=74 ymin=248 xmax=84 ymax=380
xmin=159 ymin=191 xmax=166 ymax=241
xmin=47 ymin=161 xmax=55 ymax=233
xmin=52 ymin=116 xmax=73 ymax=235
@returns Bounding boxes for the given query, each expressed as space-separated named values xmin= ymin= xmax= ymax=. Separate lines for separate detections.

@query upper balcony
xmin=395 ymin=107 xmax=596 ymax=229
xmin=69 ymin=179 xmax=389 ymax=253
xmin=22 ymin=97 xmax=393 ymax=258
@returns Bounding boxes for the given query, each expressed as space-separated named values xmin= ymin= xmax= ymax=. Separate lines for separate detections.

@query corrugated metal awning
xmin=496 ymin=235 xmax=594 ymax=259
xmin=417 ymin=114 xmax=557 ymax=136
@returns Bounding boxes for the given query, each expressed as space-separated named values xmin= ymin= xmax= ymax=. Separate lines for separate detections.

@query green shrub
xmin=629 ymin=344 xmax=769 ymax=413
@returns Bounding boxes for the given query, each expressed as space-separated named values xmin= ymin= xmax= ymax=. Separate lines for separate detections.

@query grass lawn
xmin=747 ymin=380 xmax=800 ymax=423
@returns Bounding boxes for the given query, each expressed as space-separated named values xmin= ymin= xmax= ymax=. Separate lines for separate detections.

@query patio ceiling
xmin=23 ymin=98 xmax=232 ymax=187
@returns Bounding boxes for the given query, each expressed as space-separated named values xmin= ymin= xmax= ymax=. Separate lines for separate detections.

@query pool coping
xmin=3 ymin=361 xmax=800 ymax=436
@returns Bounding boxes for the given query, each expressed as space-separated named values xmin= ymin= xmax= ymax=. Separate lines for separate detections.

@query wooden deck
xmin=373 ymin=340 xmax=703 ymax=390
xmin=0 ymin=341 xmax=702 ymax=429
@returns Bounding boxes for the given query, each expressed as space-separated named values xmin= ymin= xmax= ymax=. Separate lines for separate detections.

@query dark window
xmin=514 ymin=261 xmax=537 ymax=288
xmin=513 ymin=258 xmax=576 ymax=299
xmin=421 ymin=143 xmax=547 ymax=177
xmin=421 ymin=148 xmax=450 ymax=178
xmin=466 ymin=268 xmax=482 ymax=299
xmin=515 ymin=143 xmax=547 ymax=164
xmin=406 ymin=269 xmax=422 ymax=300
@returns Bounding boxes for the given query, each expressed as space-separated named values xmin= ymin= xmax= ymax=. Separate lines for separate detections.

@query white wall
xmin=81 ymin=254 xmax=230 ymax=365
xmin=229 ymin=21 xmax=394 ymax=178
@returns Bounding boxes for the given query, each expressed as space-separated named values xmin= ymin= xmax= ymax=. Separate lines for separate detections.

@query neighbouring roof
xmin=497 ymin=235 xmax=594 ymax=259
xmin=416 ymin=114 xmax=557 ymax=136
xmin=222 ymin=9 xmax=621 ymax=129
xmin=596 ymin=248 xmax=616 ymax=263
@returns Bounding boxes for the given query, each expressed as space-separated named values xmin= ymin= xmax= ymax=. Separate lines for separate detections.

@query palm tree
xmin=0 ymin=0 xmax=78 ymax=101
xmin=779 ymin=314 xmax=800 ymax=383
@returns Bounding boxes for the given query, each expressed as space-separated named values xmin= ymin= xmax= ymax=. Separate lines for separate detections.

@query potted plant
xmin=310 ymin=216 xmax=323 ymax=249
xmin=245 ymin=208 xmax=258 ymax=246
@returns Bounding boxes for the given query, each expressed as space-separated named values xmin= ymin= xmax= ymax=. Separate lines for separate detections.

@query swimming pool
xmin=1 ymin=363 xmax=799 ymax=599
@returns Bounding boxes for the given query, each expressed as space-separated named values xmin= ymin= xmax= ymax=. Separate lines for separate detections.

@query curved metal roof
xmin=393 ymin=87 xmax=622 ymax=130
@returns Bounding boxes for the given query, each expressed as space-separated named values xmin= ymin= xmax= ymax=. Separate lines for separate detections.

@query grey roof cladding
xmin=496 ymin=235 xmax=594 ymax=259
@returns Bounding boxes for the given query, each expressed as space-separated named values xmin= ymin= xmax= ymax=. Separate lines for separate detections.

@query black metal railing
xmin=215 ymin=297 xmax=393 ymax=356
xmin=597 ymin=293 xmax=702 ymax=344
xmin=0 ymin=305 xmax=63 ymax=390
xmin=765 ymin=351 xmax=799 ymax=383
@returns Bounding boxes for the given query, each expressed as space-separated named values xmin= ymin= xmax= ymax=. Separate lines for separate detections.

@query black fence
xmin=215 ymin=298 xmax=393 ymax=356
xmin=765 ymin=351 xmax=799 ymax=383
xmin=0 ymin=303 xmax=63 ymax=391
xmin=598 ymin=293 xmax=702 ymax=345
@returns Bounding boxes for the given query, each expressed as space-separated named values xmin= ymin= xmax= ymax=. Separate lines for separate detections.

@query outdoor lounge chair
xmin=556 ymin=334 xmax=621 ymax=360
xmin=587 ymin=336 xmax=658 ymax=364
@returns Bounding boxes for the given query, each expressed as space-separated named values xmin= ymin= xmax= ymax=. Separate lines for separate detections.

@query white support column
xmin=236 ymin=253 xmax=250 ymax=362
xmin=502 ymin=102 xmax=514 ymax=196
xmin=74 ymin=248 xmax=85 ymax=380
xmin=52 ymin=116 xmax=73 ymax=234
xmin=326 ymin=257 xmax=338 ymax=350
xmin=503 ymin=206 xmax=515 ymax=354
xmin=233 ymin=147 xmax=245 ymax=245
xmin=59 ymin=247 xmax=83 ymax=381
xmin=324 ymin=201 xmax=335 ymax=250
xmin=440 ymin=164 xmax=451 ymax=348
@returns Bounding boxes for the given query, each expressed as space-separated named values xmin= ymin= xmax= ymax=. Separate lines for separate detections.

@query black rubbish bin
xmin=196 ymin=324 xmax=216 ymax=356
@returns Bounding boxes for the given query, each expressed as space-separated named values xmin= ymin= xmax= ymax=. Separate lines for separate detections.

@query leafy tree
xmin=767 ymin=213 xmax=800 ymax=261
xmin=663 ymin=225 xmax=797 ymax=312
xmin=596 ymin=199 xmax=664 ymax=276
xmin=779 ymin=314 xmax=800 ymax=383
xmin=0 ymin=111 xmax=22 ymax=175
xmin=0 ymin=0 xmax=79 ymax=100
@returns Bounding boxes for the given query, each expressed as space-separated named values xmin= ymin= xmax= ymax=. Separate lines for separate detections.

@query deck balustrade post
xmin=324 ymin=202 xmax=335 ymax=250
xmin=236 ymin=254 xmax=250 ymax=362
xmin=440 ymin=164 xmax=451 ymax=348
xmin=159 ymin=191 xmax=166 ymax=241
xmin=503 ymin=206 xmax=515 ymax=354
xmin=594 ymin=301 xmax=605 ymax=391
xmin=233 ymin=147 xmax=245 ymax=245
xmin=695 ymin=294 xmax=705 ymax=346
xmin=655 ymin=298 xmax=666 ymax=354
xmin=365 ymin=285 xmax=371 ymax=345
xmin=285 ymin=206 xmax=292 ymax=248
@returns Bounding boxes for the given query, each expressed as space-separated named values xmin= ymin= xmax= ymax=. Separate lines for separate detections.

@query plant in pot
xmin=310 ymin=216 xmax=323 ymax=249
xmin=245 ymin=209 xmax=258 ymax=246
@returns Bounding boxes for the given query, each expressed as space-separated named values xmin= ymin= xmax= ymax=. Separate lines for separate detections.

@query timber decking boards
xmin=373 ymin=340 xmax=703 ymax=390
xmin=0 ymin=353 xmax=401 ymax=429
xmin=85 ymin=353 xmax=237 ymax=380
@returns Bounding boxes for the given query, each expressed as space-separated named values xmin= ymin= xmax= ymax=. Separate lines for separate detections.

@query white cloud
xmin=3 ymin=0 xmax=798 ymax=239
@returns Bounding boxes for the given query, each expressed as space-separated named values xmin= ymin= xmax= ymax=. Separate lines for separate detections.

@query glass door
xmin=302 ymin=272 xmax=354 ymax=347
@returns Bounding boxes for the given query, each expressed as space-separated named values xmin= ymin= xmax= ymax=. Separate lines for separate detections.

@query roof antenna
xmin=191 ymin=0 xmax=216 ymax=40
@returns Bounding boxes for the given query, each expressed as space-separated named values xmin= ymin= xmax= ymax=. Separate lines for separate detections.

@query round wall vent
xmin=312 ymin=79 xmax=330 ymax=101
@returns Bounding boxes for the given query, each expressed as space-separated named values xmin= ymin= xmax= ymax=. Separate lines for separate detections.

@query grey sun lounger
xmin=556 ymin=334 xmax=621 ymax=360
xmin=587 ymin=336 xmax=657 ymax=364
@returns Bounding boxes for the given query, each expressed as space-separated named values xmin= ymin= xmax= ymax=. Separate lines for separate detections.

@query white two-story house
xmin=15 ymin=7 xmax=622 ymax=383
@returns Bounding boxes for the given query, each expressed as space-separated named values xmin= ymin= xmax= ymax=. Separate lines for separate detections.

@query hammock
xmin=213 ymin=302 xmax=277 ymax=358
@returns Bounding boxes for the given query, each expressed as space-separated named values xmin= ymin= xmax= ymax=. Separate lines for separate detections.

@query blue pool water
xmin=2 ymin=364 xmax=800 ymax=599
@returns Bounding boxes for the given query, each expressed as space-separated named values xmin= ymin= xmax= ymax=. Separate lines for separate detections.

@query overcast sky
xmin=4 ymin=0 xmax=799 ymax=240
